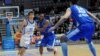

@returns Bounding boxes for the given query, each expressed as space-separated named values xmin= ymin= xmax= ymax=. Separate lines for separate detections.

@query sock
xmin=88 ymin=42 xmax=96 ymax=56
xmin=61 ymin=43 xmax=68 ymax=56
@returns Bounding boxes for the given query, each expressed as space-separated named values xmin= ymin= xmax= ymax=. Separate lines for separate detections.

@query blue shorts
xmin=66 ymin=23 xmax=95 ymax=43
xmin=40 ymin=34 xmax=56 ymax=49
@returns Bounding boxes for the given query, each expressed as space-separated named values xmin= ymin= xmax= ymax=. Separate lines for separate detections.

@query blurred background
xmin=0 ymin=0 xmax=100 ymax=51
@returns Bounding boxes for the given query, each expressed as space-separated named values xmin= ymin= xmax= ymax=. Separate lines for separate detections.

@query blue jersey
xmin=65 ymin=5 xmax=95 ymax=42
xmin=37 ymin=19 xmax=54 ymax=36
xmin=70 ymin=5 xmax=94 ymax=25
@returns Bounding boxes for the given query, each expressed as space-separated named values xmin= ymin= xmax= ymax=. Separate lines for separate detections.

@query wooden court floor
xmin=0 ymin=44 xmax=100 ymax=56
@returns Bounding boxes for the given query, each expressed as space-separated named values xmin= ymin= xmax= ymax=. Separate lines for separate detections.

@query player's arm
xmin=87 ymin=11 xmax=100 ymax=24
xmin=54 ymin=8 xmax=71 ymax=28
xmin=37 ymin=20 xmax=49 ymax=32
xmin=34 ymin=22 xmax=40 ymax=35
xmin=18 ymin=19 xmax=26 ymax=33
xmin=34 ymin=22 xmax=38 ymax=31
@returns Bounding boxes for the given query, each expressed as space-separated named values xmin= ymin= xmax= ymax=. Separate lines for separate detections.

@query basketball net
xmin=6 ymin=12 xmax=13 ymax=21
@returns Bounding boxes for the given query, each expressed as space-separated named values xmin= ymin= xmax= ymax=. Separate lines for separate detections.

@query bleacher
xmin=0 ymin=18 xmax=23 ymax=36
xmin=0 ymin=19 xmax=6 ymax=36
xmin=0 ymin=13 xmax=100 ymax=39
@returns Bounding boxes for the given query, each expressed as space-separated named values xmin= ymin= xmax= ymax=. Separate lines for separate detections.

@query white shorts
xmin=19 ymin=34 xmax=32 ymax=48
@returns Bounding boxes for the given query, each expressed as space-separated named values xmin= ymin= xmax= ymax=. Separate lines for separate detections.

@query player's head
xmin=39 ymin=13 xmax=45 ymax=20
xmin=69 ymin=0 xmax=79 ymax=5
xmin=28 ymin=11 xmax=35 ymax=19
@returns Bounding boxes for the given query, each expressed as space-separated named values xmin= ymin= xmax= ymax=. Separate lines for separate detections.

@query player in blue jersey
xmin=49 ymin=0 xmax=100 ymax=56
xmin=36 ymin=13 xmax=57 ymax=56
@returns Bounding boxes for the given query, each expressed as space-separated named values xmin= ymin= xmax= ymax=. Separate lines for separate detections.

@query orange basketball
xmin=14 ymin=32 xmax=22 ymax=44
xmin=15 ymin=32 xmax=22 ymax=38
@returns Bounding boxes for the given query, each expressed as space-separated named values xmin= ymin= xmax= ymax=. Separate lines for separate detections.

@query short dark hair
xmin=69 ymin=0 xmax=79 ymax=4
xmin=28 ymin=11 xmax=34 ymax=16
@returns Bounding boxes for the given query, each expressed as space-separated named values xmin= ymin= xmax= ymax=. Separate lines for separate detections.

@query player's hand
xmin=35 ymin=25 xmax=39 ymax=31
xmin=48 ymin=26 xmax=55 ymax=32
xmin=15 ymin=32 xmax=22 ymax=37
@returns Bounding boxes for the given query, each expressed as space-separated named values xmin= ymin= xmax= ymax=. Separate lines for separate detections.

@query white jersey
xmin=20 ymin=19 xmax=36 ymax=48
xmin=22 ymin=19 xmax=36 ymax=37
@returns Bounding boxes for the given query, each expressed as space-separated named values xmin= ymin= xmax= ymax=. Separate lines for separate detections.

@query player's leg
xmin=18 ymin=47 xmax=26 ymax=56
xmin=85 ymin=23 xmax=96 ymax=56
xmin=39 ymin=46 xmax=43 ymax=56
xmin=18 ymin=35 xmax=29 ymax=56
xmin=18 ymin=37 xmax=25 ymax=56
xmin=86 ymin=35 xmax=96 ymax=56
xmin=47 ymin=35 xmax=57 ymax=56
xmin=18 ymin=45 xmax=27 ymax=56
xmin=18 ymin=48 xmax=21 ymax=55
xmin=54 ymin=48 xmax=57 ymax=56
xmin=60 ymin=34 xmax=68 ymax=56
xmin=87 ymin=41 xmax=96 ymax=56
xmin=61 ymin=43 xmax=68 ymax=56
xmin=39 ymin=37 xmax=47 ymax=56
xmin=52 ymin=47 xmax=57 ymax=56
xmin=61 ymin=28 xmax=82 ymax=56
xmin=47 ymin=47 xmax=57 ymax=56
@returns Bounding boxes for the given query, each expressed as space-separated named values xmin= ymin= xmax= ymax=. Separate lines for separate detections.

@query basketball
xmin=14 ymin=32 xmax=22 ymax=44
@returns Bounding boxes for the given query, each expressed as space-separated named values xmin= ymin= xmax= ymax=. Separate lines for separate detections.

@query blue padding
xmin=2 ymin=36 xmax=15 ymax=50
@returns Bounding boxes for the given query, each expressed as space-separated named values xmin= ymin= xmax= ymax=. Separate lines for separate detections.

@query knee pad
xmin=60 ymin=37 xmax=68 ymax=43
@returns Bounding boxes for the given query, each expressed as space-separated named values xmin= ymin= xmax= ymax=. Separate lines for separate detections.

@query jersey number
xmin=76 ymin=6 xmax=88 ymax=17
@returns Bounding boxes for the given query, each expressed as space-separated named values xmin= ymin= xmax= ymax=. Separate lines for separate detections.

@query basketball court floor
xmin=0 ymin=44 xmax=100 ymax=56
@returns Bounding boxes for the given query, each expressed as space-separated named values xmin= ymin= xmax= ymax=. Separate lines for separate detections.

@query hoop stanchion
xmin=6 ymin=22 xmax=12 ymax=36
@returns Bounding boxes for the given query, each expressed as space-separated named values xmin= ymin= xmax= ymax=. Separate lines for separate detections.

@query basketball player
xmin=36 ymin=13 xmax=57 ymax=56
xmin=17 ymin=11 xmax=36 ymax=56
xmin=49 ymin=0 xmax=100 ymax=56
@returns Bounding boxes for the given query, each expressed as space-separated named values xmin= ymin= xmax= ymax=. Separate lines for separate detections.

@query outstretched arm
xmin=87 ymin=11 xmax=100 ymax=25
xmin=54 ymin=8 xmax=71 ymax=28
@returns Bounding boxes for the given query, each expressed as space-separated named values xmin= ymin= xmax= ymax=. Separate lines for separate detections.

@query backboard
xmin=0 ymin=6 xmax=19 ymax=19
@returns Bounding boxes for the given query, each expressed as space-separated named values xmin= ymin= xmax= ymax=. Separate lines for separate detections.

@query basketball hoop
xmin=0 ymin=6 xmax=19 ymax=19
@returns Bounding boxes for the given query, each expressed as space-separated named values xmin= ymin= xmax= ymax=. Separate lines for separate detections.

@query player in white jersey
xmin=18 ymin=11 xmax=36 ymax=56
